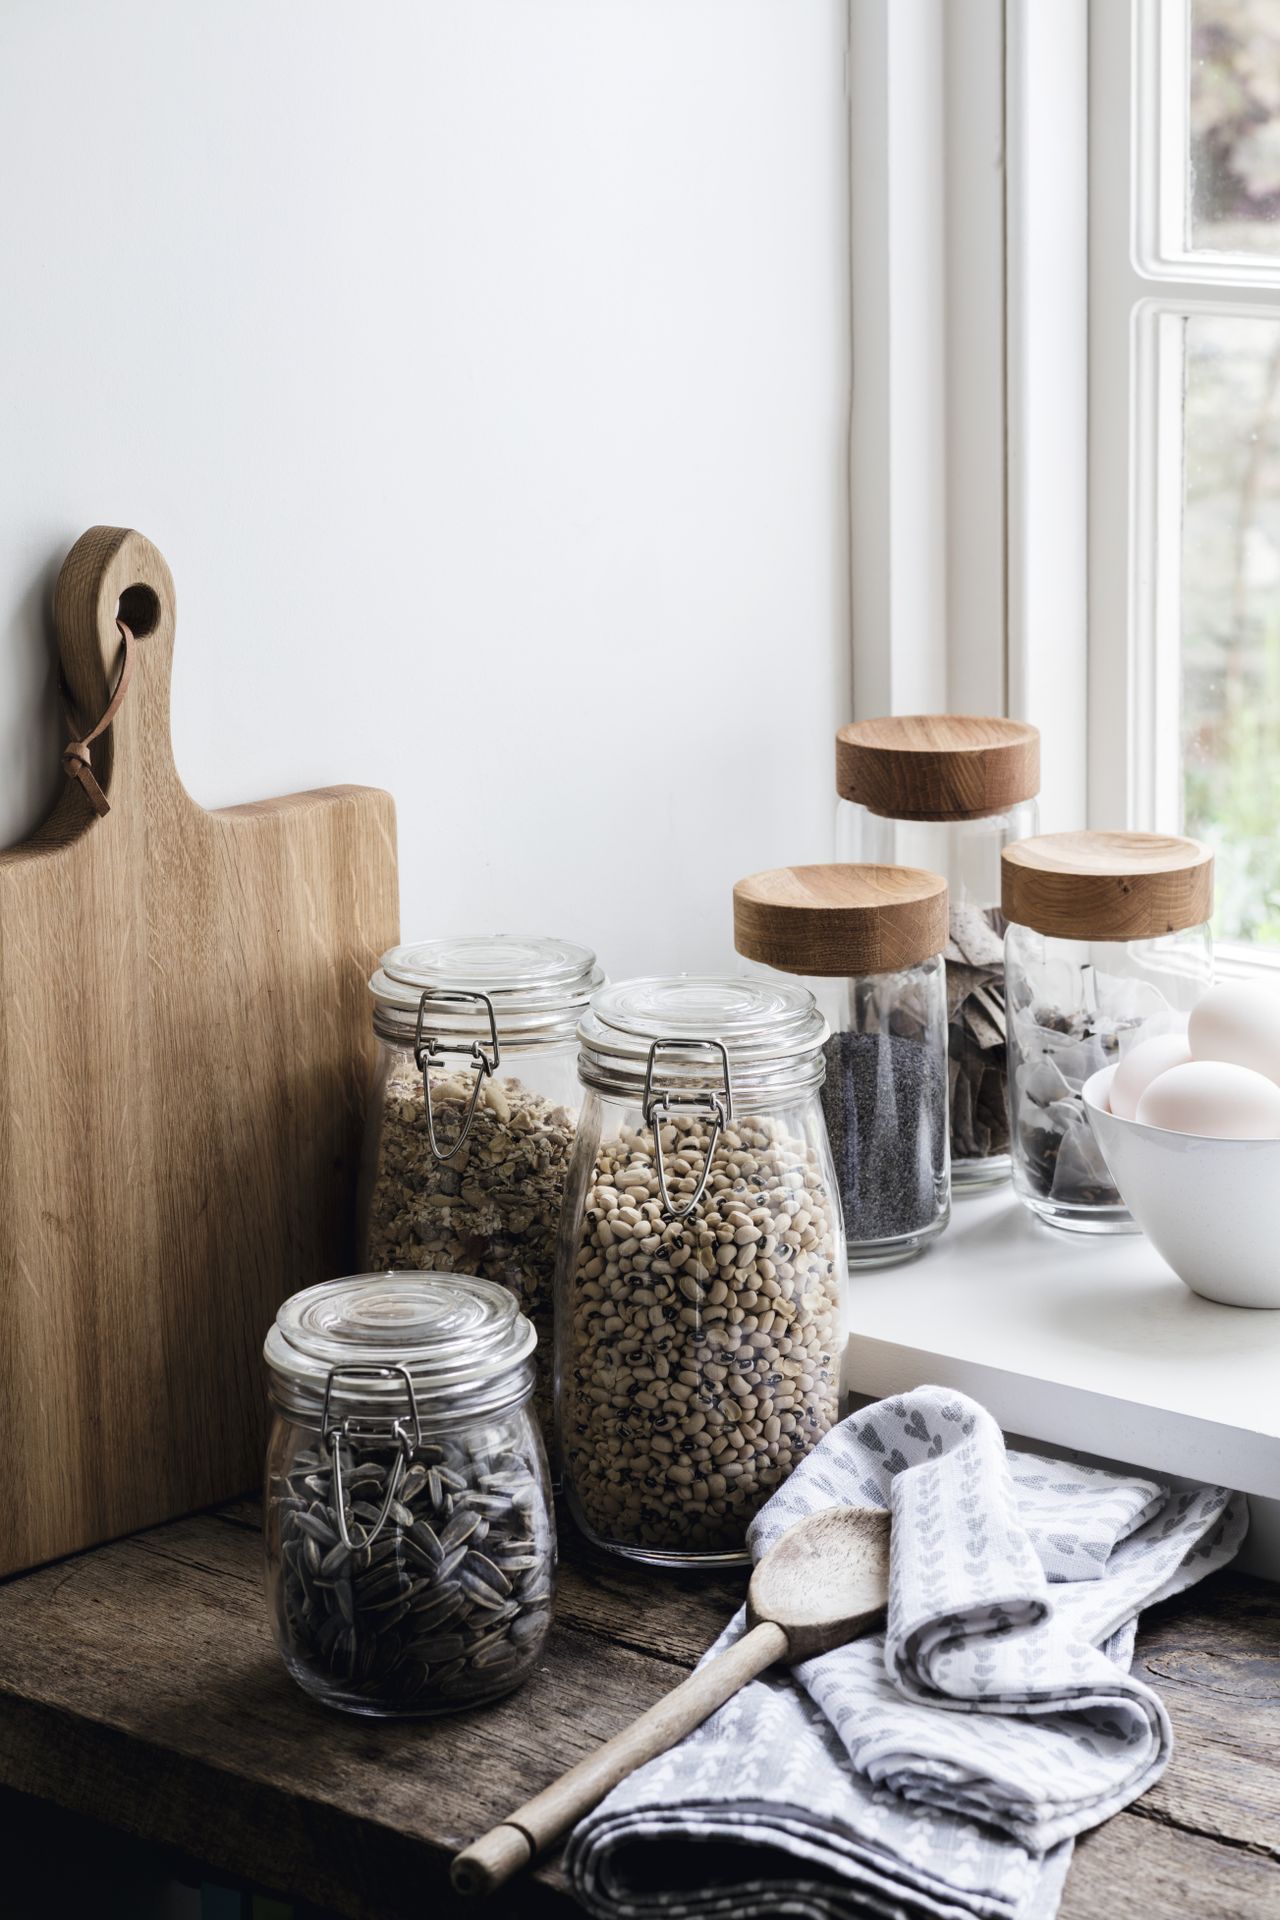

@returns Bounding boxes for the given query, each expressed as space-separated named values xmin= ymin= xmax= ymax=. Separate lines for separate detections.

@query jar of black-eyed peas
xmin=556 ymin=976 xmax=848 ymax=1569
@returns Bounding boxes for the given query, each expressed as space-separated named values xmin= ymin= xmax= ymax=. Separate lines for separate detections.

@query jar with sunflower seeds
xmin=263 ymin=1271 xmax=555 ymax=1716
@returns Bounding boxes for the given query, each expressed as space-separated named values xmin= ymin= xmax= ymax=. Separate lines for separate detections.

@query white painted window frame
xmin=1090 ymin=0 xmax=1280 ymax=975
xmin=847 ymin=0 xmax=1088 ymax=834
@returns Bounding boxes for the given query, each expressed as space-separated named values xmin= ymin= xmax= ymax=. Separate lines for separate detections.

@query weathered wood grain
xmin=1132 ymin=1575 xmax=1280 ymax=1859
xmin=1062 ymin=1808 xmax=1279 ymax=1920
xmin=0 ymin=1512 xmax=702 ymax=1917
xmin=0 ymin=527 xmax=398 ymax=1575
xmin=0 ymin=1502 xmax=1273 ymax=1917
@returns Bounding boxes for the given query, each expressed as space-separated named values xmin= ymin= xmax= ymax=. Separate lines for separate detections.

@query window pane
xmin=1190 ymin=0 xmax=1280 ymax=256
xmin=1182 ymin=312 xmax=1280 ymax=944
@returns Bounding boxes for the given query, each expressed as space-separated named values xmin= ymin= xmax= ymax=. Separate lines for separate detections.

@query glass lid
xmin=582 ymin=974 xmax=824 ymax=1059
xmin=577 ymin=974 xmax=827 ymax=1101
xmin=369 ymin=933 xmax=604 ymax=1045
xmin=264 ymin=1272 xmax=537 ymax=1423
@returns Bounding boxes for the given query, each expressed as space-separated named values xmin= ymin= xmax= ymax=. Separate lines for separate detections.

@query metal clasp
xmin=413 ymin=987 xmax=502 ymax=1161
xmin=642 ymin=1037 xmax=734 ymax=1221
xmin=321 ymin=1363 xmax=423 ymax=1552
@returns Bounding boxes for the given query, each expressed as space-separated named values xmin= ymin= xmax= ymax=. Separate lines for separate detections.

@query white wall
xmin=0 ymin=0 xmax=849 ymax=979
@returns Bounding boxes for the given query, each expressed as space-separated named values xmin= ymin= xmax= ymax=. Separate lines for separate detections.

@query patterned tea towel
xmin=567 ymin=1386 xmax=1245 ymax=1920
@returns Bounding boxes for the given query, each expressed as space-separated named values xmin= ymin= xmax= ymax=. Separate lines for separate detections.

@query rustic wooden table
xmin=0 ymin=1499 xmax=1275 ymax=1918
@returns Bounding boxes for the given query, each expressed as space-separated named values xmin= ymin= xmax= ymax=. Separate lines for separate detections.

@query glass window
xmin=1182 ymin=312 xmax=1280 ymax=944
xmin=1190 ymin=0 xmax=1280 ymax=258
xmin=1126 ymin=0 xmax=1280 ymax=955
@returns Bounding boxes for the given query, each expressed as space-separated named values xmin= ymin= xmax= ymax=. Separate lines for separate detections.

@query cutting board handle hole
xmin=116 ymin=584 xmax=160 ymax=640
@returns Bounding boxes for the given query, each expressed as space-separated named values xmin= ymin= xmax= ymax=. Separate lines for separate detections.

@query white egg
xmin=1135 ymin=1060 xmax=1280 ymax=1139
xmin=1188 ymin=980 xmax=1280 ymax=1087
xmin=1109 ymin=1033 xmax=1192 ymax=1120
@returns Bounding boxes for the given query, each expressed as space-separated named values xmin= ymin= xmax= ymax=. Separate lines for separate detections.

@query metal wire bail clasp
xmin=642 ymin=1037 xmax=734 ymax=1222
xmin=414 ymin=987 xmax=502 ymax=1161
xmin=321 ymin=1363 xmax=423 ymax=1553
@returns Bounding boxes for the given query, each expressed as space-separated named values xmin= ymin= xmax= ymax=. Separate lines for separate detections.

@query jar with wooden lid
xmin=835 ymin=715 xmax=1040 ymax=1189
xmin=264 ymin=1271 xmax=555 ymax=1717
xmin=360 ymin=935 xmax=604 ymax=1452
xmin=1002 ymin=832 xmax=1214 ymax=1233
xmin=557 ymin=975 xmax=847 ymax=1568
xmin=734 ymin=863 xmax=951 ymax=1268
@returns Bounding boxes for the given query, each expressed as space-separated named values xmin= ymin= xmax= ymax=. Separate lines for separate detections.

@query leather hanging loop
xmin=61 ymin=618 xmax=135 ymax=817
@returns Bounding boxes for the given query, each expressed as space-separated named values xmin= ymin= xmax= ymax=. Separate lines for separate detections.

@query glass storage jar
xmin=558 ymin=975 xmax=848 ymax=1569
xmin=734 ymin=863 xmax=951 ymax=1267
xmin=1003 ymin=832 xmax=1214 ymax=1233
xmin=835 ymin=715 xmax=1040 ymax=1188
xmin=264 ymin=1271 xmax=555 ymax=1716
xmin=360 ymin=934 xmax=603 ymax=1451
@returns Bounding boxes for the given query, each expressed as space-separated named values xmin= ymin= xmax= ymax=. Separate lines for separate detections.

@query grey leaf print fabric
xmin=567 ymin=1386 xmax=1245 ymax=1920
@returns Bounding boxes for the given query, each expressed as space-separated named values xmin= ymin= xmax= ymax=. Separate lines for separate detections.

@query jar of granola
xmin=360 ymin=935 xmax=603 ymax=1449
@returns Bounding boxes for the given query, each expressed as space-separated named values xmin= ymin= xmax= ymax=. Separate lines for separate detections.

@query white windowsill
xmin=844 ymin=1187 xmax=1280 ymax=1577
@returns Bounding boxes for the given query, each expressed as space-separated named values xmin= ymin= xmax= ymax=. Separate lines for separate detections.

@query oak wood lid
xmin=733 ymin=863 xmax=949 ymax=977
xmin=835 ymin=714 xmax=1041 ymax=821
xmin=1001 ymin=831 xmax=1214 ymax=940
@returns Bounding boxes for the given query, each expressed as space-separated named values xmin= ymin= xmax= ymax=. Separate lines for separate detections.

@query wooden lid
xmin=733 ymin=863 xmax=949 ymax=976
xmin=1001 ymin=831 xmax=1213 ymax=940
xmin=835 ymin=714 xmax=1040 ymax=820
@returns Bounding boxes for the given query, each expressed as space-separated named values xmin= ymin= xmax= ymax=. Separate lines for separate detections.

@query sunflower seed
xmin=465 ymin=1551 xmax=512 ymax=1596
xmin=459 ymin=1570 xmax=507 ymax=1610
xmin=273 ymin=1424 xmax=554 ymax=1716
xmin=408 ymin=1518 xmax=443 ymax=1562
xmin=472 ymin=1642 xmax=521 ymax=1673
xmin=345 ymin=1462 xmax=386 ymax=1490
xmin=440 ymin=1508 xmax=481 ymax=1552
xmin=295 ymin=1509 xmax=338 ymax=1547
xmin=411 ymin=1632 xmax=465 ymax=1662
xmin=399 ymin=1465 xmax=429 ymax=1503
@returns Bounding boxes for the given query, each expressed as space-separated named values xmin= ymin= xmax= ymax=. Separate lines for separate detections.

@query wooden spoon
xmin=451 ymin=1504 xmax=890 ymax=1897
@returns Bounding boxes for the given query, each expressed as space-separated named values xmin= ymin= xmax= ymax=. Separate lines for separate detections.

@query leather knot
xmin=61 ymin=620 xmax=135 ymax=818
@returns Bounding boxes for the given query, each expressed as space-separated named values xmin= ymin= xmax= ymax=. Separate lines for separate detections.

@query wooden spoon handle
xmin=451 ymin=1618 xmax=789 ymax=1897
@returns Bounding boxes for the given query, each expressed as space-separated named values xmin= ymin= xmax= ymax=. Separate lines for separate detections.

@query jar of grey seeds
xmin=733 ymin=864 xmax=952 ymax=1268
xmin=835 ymin=716 xmax=1040 ymax=1189
xmin=264 ymin=1271 xmax=555 ymax=1716
xmin=360 ymin=935 xmax=603 ymax=1456
xmin=558 ymin=976 xmax=848 ymax=1569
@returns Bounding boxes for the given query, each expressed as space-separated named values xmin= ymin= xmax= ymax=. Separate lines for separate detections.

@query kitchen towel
xmin=567 ymin=1385 xmax=1245 ymax=1920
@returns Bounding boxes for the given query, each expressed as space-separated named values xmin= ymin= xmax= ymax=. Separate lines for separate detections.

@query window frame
xmin=1090 ymin=0 xmax=1280 ymax=973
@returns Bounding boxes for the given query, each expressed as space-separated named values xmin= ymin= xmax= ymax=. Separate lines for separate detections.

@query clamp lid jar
xmin=361 ymin=933 xmax=603 ymax=1452
xmin=559 ymin=975 xmax=847 ymax=1569
xmin=835 ymin=715 xmax=1040 ymax=1189
xmin=1002 ymin=831 xmax=1214 ymax=1234
xmin=734 ymin=863 xmax=951 ymax=1267
xmin=369 ymin=933 xmax=603 ymax=1052
xmin=264 ymin=1271 xmax=555 ymax=1717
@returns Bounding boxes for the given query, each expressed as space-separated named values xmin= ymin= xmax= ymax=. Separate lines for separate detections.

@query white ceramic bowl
xmin=1083 ymin=1065 xmax=1280 ymax=1309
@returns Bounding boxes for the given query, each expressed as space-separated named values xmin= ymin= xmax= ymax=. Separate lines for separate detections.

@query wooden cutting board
xmin=0 ymin=526 xmax=399 ymax=1576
